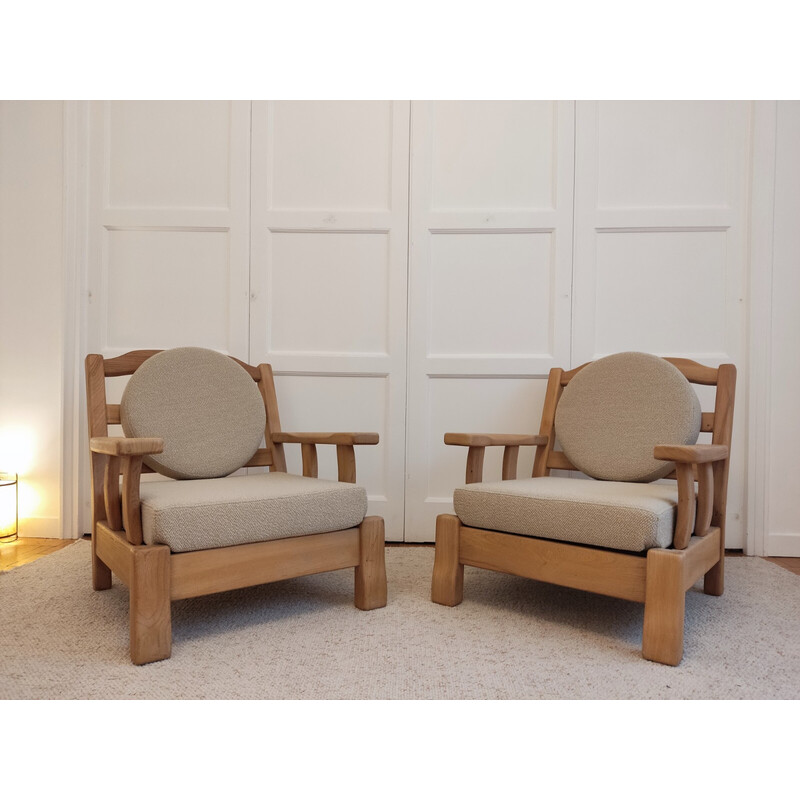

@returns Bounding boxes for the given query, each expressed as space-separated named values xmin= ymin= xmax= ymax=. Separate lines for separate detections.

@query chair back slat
xmin=545 ymin=451 xmax=576 ymax=471
xmin=244 ymin=449 xmax=273 ymax=468
xmin=103 ymin=350 xmax=163 ymax=377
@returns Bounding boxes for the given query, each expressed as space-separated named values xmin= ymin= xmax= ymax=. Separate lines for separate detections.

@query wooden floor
xmin=2 ymin=538 xmax=799 ymax=576
xmin=0 ymin=537 xmax=76 ymax=571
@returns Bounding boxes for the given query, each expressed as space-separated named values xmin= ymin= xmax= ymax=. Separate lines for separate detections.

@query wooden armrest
xmin=445 ymin=434 xmax=548 ymax=484
xmin=444 ymin=433 xmax=547 ymax=447
xmin=272 ymin=432 xmax=378 ymax=483
xmin=653 ymin=444 xmax=728 ymax=464
xmin=90 ymin=436 xmax=164 ymax=456
xmin=656 ymin=445 xmax=727 ymax=550
xmin=90 ymin=438 xmax=158 ymax=546
xmin=272 ymin=432 xmax=379 ymax=446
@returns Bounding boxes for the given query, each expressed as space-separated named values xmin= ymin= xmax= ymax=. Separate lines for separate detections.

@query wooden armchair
xmin=86 ymin=347 xmax=387 ymax=665
xmin=431 ymin=352 xmax=736 ymax=666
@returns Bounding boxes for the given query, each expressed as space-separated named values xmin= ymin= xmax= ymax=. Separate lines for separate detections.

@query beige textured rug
xmin=1 ymin=540 xmax=798 ymax=699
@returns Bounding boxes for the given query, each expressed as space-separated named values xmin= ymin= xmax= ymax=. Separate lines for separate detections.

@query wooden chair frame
xmin=86 ymin=350 xmax=387 ymax=665
xmin=431 ymin=357 xmax=736 ymax=666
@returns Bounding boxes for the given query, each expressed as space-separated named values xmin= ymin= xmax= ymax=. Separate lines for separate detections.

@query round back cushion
xmin=554 ymin=351 xmax=701 ymax=482
xmin=120 ymin=347 xmax=266 ymax=480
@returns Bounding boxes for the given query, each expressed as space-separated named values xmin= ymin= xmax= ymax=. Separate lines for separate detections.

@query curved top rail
xmin=100 ymin=350 xmax=262 ymax=380
xmin=560 ymin=356 xmax=720 ymax=386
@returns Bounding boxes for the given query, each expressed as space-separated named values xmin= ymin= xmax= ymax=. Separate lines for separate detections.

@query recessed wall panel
xmin=427 ymin=377 xmax=548 ymax=499
xmin=593 ymin=230 xmax=727 ymax=356
xmin=597 ymin=101 xmax=731 ymax=208
xmin=105 ymin=229 xmax=230 ymax=350
xmin=431 ymin=101 xmax=556 ymax=210
xmin=269 ymin=101 xmax=393 ymax=210
xmin=429 ymin=232 xmax=553 ymax=356
xmin=108 ymin=101 xmax=231 ymax=208
xmin=272 ymin=375 xmax=387 ymax=496
xmin=269 ymin=232 xmax=389 ymax=354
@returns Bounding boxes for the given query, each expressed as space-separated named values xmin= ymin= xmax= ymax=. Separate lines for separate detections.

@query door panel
xmin=405 ymin=101 xmax=576 ymax=541
xmin=80 ymin=100 xmax=251 ymax=534
xmin=79 ymin=100 xmax=755 ymax=547
xmin=573 ymin=100 xmax=751 ymax=547
xmin=249 ymin=101 xmax=410 ymax=540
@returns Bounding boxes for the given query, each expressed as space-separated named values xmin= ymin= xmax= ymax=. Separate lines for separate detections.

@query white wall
xmin=1 ymin=100 xmax=798 ymax=552
xmin=766 ymin=101 xmax=800 ymax=555
xmin=0 ymin=101 xmax=64 ymax=537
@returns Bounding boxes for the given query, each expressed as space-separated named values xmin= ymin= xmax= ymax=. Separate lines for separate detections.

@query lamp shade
xmin=0 ymin=472 xmax=18 ymax=542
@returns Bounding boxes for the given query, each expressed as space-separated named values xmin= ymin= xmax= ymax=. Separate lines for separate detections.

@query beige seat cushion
xmin=121 ymin=347 xmax=266 ymax=480
xmin=140 ymin=472 xmax=367 ymax=553
xmin=554 ymin=351 xmax=701 ymax=483
xmin=454 ymin=476 xmax=684 ymax=552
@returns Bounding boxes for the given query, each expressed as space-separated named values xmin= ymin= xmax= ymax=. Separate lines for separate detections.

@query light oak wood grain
xmin=259 ymin=363 xmax=286 ymax=472
xmin=465 ymin=446 xmax=485 ymax=484
xmin=533 ymin=368 xmax=564 ymax=477
xmin=431 ymin=514 xmax=464 ymax=606
xmin=355 ymin=517 xmax=387 ymax=610
xmin=444 ymin=434 xmax=545 ymax=483
xmin=130 ymin=544 xmax=171 ymax=665
xmin=695 ymin=462 xmax=715 ymax=536
xmin=642 ymin=549 xmax=685 ymax=666
xmin=85 ymin=349 xmax=388 ymax=664
xmin=433 ymin=355 xmax=737 ymax=666
xmin=443 ymin=433 xmax=545 ymax=447
xmin=274 ymin=431 xmax=380 ymax=445
xmin=86 ymin=355 xmax=113 ymax=590
xmin=301 ymin=443 xmax=319 ymax=478
xmin=170 ymin=529 xmax=361 ymax=600
xmin=502 ymin=445 xmax=520 ymax=480
xmin=460 ymin=526 xmax=649 ymax=603
xmin=336 ymin=444 xmax=357 ymax=483
xmin=90 ymin=436 xmax=164 ymax=457
xmin=672 ymin=462 xmax=696 ymax=550
xmin=121 ymin=456 xmax=144 ymax=546
xmin=103 ymin=455 xmax=122 ymax=532
xmin=653 ymin=444 xmax=728 ymax=463
xmin=705 ymin=363 xmax=736 ymax=596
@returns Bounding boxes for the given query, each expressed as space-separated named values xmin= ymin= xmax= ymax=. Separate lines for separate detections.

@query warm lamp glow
xmin=0 ymin=427 xmax=35 ymax=475
xmin=17 ymin=482 xmax=40 ymax=519
xmin=0 ymin=473 xmax=18 ymax=543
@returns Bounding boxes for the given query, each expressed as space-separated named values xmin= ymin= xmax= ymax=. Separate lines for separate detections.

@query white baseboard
xmin=16 ymin=516 xmax=64 ymax=539
xmin=767 ymin=532 xmax=800 ymax=557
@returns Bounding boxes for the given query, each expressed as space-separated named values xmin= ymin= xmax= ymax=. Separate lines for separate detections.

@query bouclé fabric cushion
xmin=554 ymin=351 xmax=701 ymax=482
xmin=139 ymin=472 xmax=367 ymax=552
xmin=121 ymin=347 xmax=266 ymax=480
xmin=454 ymin=476 xmax=684 ymax=552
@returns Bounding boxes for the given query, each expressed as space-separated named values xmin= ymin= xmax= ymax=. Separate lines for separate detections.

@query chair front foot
xmin=130 ymin=545 xmax=172 ymax=665
xmin=703 ymin=557 xmax=724 ymax=596
xmin=431 ymin=514 xmax=464 ymax=606
xmin=642 ymin=549 xmax=685 ymax=666
xmin=355 ymin=516 xmax=387 ymax=610
xmin=92 ymin=539 xmax=113 ymax=591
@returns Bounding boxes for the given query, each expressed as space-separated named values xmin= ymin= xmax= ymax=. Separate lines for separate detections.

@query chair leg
xmin=431 ymin=514 xmax=464 ymax=606
xmin=355 ymin=516 xmax=387 ymax=610
xmin=130 ymin=545 xmax=172 ymax=665
xmin=703 ymin=555 xmax=724 ymax=596
xmin=92 ymin=531 xmax=112 ymax=591
xmin=642 ymin=549 xmax=686 ymax=666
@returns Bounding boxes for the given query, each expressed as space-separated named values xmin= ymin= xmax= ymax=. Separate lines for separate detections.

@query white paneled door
xmin=80 ymin=100 xmax=252 ymax=534
xmin=404 ymin=101 xmax=576 ymax=541
xmin=249 ymin=101 xmax=410 ymax=540
xmin=572 ymin=101 xmax=752 ymax=547
xmin=82 ymin=100 xmax=753 ymax=545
